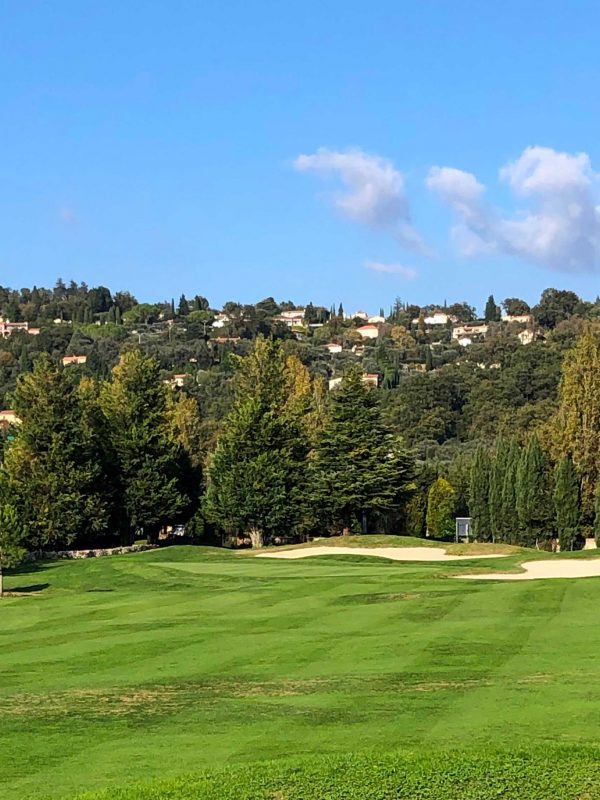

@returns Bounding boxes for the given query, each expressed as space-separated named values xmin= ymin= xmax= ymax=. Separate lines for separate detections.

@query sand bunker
xmin=459 ymin=558 xmax=600 ymax=581
xmin=256 ymin=546 xmax=508 ymax=562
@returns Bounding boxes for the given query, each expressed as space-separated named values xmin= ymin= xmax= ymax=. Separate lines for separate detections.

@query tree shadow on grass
xmin=4 ymin=583 xmax=49 ymax=596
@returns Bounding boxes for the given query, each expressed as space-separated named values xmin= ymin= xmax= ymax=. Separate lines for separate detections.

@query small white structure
xmin=452 ymin=323 xmax=489 ymax=340
xmin=212 ymin=313 xmax=230 ymax=329
xmin=504 ymin=314 xmax=533 ymax=325
xmin=518 ymin=329 xmax=536 ymax=345
xmin=328 ymin=377 xmax=343 ymax=390
xmin=62 ymin=355 xmax=87 ymax=366
xmin=457 ymin=336 xmax=473 ymax=347
xmin=351 ymin=310 xmax=369 ymax=321
xmin=356 ymin=324 xmax=380 ymax=340
xmin=368 ymin=314 xmax=385 ymax=324
xmin=362 ymin=373 xmax=379 ymax=388
xmin=273 ymin=309 xmax=306 ymax=327
xmin=325 ymin=343 xmax=343 ymax=354
xmin=412 ymin=312 xmax=453 ymax=326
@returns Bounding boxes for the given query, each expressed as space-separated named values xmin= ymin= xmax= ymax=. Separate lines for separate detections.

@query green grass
xmin=2 ymin=538 xmax=600 ymax=799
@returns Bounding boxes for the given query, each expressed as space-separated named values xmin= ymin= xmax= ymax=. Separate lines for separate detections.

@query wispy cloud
xmin=293 ymin=147 xmax=430 ymax=254
xmin=364 ymin=260 xmax=418 ymax=279
xmin=427 ymin=146 xmax=600 ymax=272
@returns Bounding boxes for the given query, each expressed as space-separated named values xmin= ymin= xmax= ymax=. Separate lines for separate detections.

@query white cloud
xmin=294 ymin=148 xmax=429 ymax=253
xmin=364 ymin=260 xmax=418 ymax=279
xmin=427 ymin=146 xmax=600 ymax=272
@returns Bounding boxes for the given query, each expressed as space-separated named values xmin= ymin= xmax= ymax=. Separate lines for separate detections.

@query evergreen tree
xmin=553 ymin=329 xmax=600 ymax=523
xmin=107 ymin=305 xmax=116 ymax=323
xmin=500 ymin=440 xmax=520 ymax=542
xmin=3 ymin=355 xmax=110 ymax=549
xmin=338 ymin=302 xmax=344 ymax=318
xmin=426 ymin=477 xmax=456 ymax=539
xmin=206 ymin=337 xmax=311 ymax=547
xmin=0 ymin=500 xmax=25 ymax=597
xmin=516 ymin=434 xmax=551 ymax=547
xmin=178 ymin=294 xmax=190 ymax=316
xmin=469 ymin=446 xmax=491 ymax=540
xmin=115 ymin=305 xmax=122 ymax=325
xmin=425 ymin=346 xmax=433 ymax=372
xmin=489 ymin=439 xmax=510 ymax=542
xmin=100 ymin=351 xmax=189 ymax=541
xmin=553 ymin=457 xmax=580 ymax=551
xmin=484 ymin=294 xmax=500 ymax=322
xmin=310 ymin=367 xmax=414 ymax=535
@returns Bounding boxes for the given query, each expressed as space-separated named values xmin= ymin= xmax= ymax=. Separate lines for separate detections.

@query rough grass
xmin=74 ymin=748 xmax=600 ymax=799
xmin=2 ymin=542 xmax=600 ymax=799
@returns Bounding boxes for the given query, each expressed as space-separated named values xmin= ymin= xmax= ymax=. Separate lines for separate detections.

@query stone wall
xmin=24 ymin=543 xmax=156 ymax=563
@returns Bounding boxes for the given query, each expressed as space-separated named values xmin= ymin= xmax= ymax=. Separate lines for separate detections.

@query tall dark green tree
xmin=310 ymin=367 xmax=414 ymax=535
xmin=469 ymin=446 xmax=491 ymax=540
xmin=484 ymin=294 xmax=500 ymax=323
xmin=100 ymin=351 xmax=190 ymax=541
xmin=426 ymin=477 xmax=456 ymax=539
xmin=3 ymin=355 xmax=111 ymax=549
xmin=489 ymin=439 xmax=510 ymax=542
xmin=501 ymin=440 xmax=520 ymax=542
xmin=0 ymin=498 xmax=25 ymax=597
xmin=205 ymin=337 xmax=312 ymax=547
xmin=516 ymin=434 xmax=551 ymax=547
xmin=553 ymin=457 xmax=580 ymax=551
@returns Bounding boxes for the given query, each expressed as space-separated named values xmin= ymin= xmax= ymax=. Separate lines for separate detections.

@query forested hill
xmin=0 ymin=280 xmax=598 ymax=553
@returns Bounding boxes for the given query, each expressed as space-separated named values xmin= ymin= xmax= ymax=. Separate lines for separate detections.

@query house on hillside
xmin=325 ymin=343 xmax=343 ymax=354
xmin=412 ymin=312 xmax=455 ymax=326
xmin=0 ymin=410 xmax=20 ymax=428
xmin=504 ymin=313 xmax=534 ymax=325
xmin=356 ymin=324 xmax=380 ymax=340
xmin=273 ymin=309 xmax=306 ymax=328
xmin=0 ymin=319 xmax=31 ymax=337
xmin=362 ymin=373 xmax=379 ymax=387
xmin=368 ymin=314 xmax=385 ymax=324
xmin=212 ymin=313 xmax=230 ymax=329
xmin=164 ymin=374 xmax=187 ymax=388
xmin=62 ymin=355 xmax=87 ymax=366
xmin=452 ymin=323 xmax=489 ymax=340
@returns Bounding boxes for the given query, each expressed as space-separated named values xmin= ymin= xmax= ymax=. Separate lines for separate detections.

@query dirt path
xmin=256 ymin=546 xmax=508 ymax=562
xmin=458 ymin=558 xmax=600 ymax=581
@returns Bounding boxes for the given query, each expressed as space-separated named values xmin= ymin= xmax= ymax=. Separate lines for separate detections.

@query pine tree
xmin=426 ymin=477 xmax=456 ymax=539
xmin=206 ymin=337 xmax=311 ymax=547
xmin=100 ymin=351 xmax=189 ymax=541
xmin=309 ymin=367 xmax=414 ymax=535
xmin=516 ymin=434 xmax=551 ymax=547
xmin=469 ymin=446 xmax=491 ymax=541
xmin=4 ymin=355 xmax=110 ymax=549
xmin=553 ymin=457 xmax=580 ymax=551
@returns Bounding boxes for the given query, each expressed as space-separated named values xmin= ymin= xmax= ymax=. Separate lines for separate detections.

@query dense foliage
xmin=2 ymin=278 xmax=600 ymax=552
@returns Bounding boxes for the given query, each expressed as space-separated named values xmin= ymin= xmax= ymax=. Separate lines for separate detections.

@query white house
xmin=452 ymin=323 xmax=489 ymax=340
xmin=212 ymin=313 xmax=230 ymax=329
xmin=356 ymin=324 xmax=380 ymax=339
xmin=328 ymin=377 xmax=343 ymax=390
xmin=457 ymin=336 xmax=473 ymax=347
xmin=412 ymin=312 xmax=453 ymax=326
xmin=350 ymin=310 xmax=369 ymax=321
xmin=273 ymin=309 xmax=306 ymax=327
xmin=62 ymin=355 xmax=87 ymax=366
xmin=504 ymin=314 xmax=534 ymax=325
xmin=325 ymin=343 xmax=343 ymax=354
xmin=518 ymin=329 xmax=536 ymax=345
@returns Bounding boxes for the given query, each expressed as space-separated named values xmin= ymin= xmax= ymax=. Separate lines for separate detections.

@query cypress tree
xmin=115 ymin=305 xmax=122 ymax=325
xmin=489 ymin=439 xmax=510 ymax=542
xmin=469 ymin=446 xmax=491 ymax=541
xmin=553 ymin=457 xmax=580 ymax=551
xmin=516 ymin=434 xmax=550 ymax=547
xmin=500 ymin=440 xmax=520 ymax=543
xmin=484 ymin=294 xmax=500 ymax=323
xmin=425 ymin=346 xmax=433 ymax=372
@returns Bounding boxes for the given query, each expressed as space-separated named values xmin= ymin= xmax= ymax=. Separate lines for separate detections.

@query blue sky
xmin=2 ymin=1 xmax=600 ymax=315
